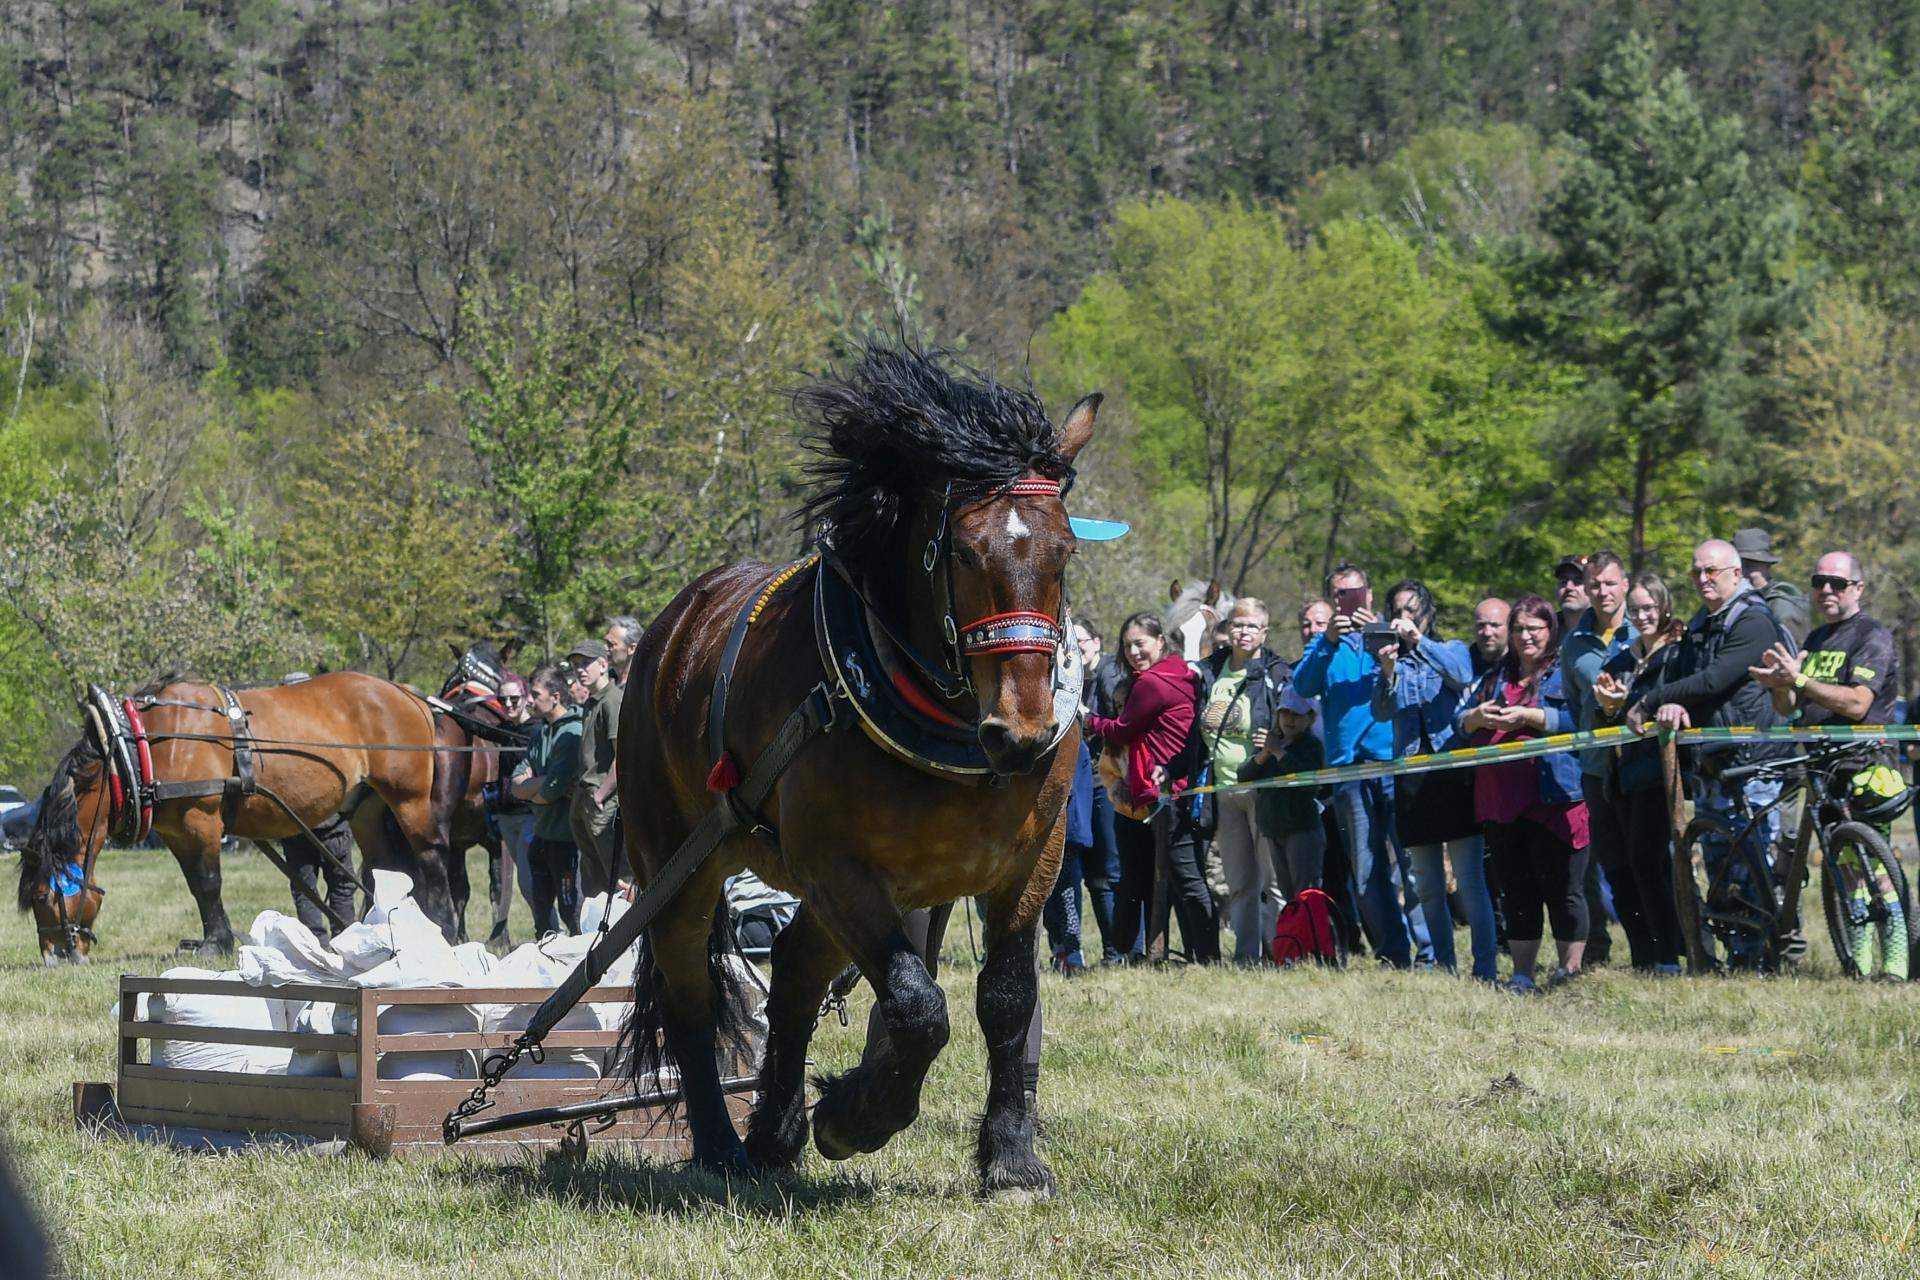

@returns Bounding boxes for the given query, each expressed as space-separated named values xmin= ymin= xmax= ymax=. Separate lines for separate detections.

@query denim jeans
xmin=1692 ymin=773 xmax=1784 ymax=967
xmin=1405 ymin=836 xmax=1497 ymax=980
xmin=1086 ymin=781 xmax=1125 ymax=960
xmin=1043 ymin=843 xmax=1087 ymax=967
xmin=1332 ymin=777 xmax=1431 ymax=968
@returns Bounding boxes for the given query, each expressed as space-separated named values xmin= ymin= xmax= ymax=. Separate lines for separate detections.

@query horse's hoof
xmin=692 ymin=1144 xmax=757 ymax=1181
xmin=812 ymin=1117 xmax=857 ymax=1162
xmin=980 ymin=1160 xmax=1055 ymax=1203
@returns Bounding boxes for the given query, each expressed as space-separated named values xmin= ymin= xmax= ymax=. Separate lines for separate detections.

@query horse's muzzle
xmin=977 ymin=719 xmax=1049 ymax=776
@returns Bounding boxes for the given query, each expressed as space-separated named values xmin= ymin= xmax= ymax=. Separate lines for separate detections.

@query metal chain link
xmin=442 ymin=1037 xmax=546 ymax=1143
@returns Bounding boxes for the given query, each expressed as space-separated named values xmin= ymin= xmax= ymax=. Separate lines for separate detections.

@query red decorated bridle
xmin=924 ymin=475 xmax=1069 ymax=696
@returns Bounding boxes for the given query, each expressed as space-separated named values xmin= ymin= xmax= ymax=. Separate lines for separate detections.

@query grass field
xmin=4 ymin=845 xmax=1919 ymax=1279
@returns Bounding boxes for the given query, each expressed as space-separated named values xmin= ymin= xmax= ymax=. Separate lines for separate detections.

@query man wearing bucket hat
xmin=565 ymin=638 xmax=624 ymax=897
xmin=1734 ymin=527 xmax=1809 ymax=647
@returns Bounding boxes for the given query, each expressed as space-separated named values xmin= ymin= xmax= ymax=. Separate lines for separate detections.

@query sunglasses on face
xmin=1810 ymin=574 xmax=1859 ymax=593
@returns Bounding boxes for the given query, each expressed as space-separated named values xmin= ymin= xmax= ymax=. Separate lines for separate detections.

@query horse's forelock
xmin=797 ymin=344 xmax=1070 ymax=560
xmin=17 ymin=747 xmax=87 ymax=911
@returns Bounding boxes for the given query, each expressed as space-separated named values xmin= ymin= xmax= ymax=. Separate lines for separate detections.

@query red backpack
xmin=1270 ymin=889 xmax=1344 ymax=967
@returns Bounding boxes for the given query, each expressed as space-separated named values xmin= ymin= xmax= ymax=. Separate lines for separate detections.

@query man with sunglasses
xmin=1628 ymin=538 xmax=1794 ymax=969
xmin=1750 ymin=553 xmax=1897 ymax=740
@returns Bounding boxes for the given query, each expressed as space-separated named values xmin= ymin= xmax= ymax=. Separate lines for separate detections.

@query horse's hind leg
xmin=742 ymin=904 xmax=847 ymax=1170
xmin=168 ymin=810 xmax=235 ymax=954
xmin=810 ymin=881 xmax=950 ymax=1161
xmin=974 ymin=902 xmax=1053 ymax=1199
xmin=642 ymin=868 xmax=754 ymax=1175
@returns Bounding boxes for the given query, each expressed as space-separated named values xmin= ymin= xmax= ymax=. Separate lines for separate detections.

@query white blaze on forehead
xmin=1006 ymin=508 xmax=1030 ymax=539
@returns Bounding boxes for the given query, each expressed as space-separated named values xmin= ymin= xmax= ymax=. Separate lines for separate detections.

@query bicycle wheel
xmin=1680 ymin=815 xmax=1780 ymax=971
xmin=1820 ymin=822 xmax=1915 ymax=980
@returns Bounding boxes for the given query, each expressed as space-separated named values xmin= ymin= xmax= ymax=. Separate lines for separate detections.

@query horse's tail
xmin=14 ymin=808 xmax=42 ymax=911
xmin=618 ymin=899 xmax=759 ymax=1104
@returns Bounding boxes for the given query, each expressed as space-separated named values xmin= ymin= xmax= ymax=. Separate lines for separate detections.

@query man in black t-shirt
xmin=1750 ymin=550 xmax=1898 ymax=732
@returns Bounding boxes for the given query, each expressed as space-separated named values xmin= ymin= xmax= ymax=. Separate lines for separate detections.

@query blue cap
xmin=1068 ymin=516 xmax=1130 ymax=542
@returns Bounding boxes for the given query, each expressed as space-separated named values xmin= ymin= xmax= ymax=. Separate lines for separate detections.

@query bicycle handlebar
xmin=1712 ymin=739 xmax=1881 ymax=785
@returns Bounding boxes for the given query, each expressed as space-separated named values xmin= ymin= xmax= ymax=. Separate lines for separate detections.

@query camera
xmin=1360 ymin=618 xmax=1396 ymax=641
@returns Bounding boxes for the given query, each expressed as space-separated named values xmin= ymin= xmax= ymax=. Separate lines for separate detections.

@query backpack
xmin=1270 ymin=888 xmax=1345 ymax=967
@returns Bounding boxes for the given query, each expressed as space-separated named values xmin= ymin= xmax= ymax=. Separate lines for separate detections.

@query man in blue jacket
xmin=1293 ymin=563 xmax=1432 ymax=968
xmin=1561 ymin=551 xmax=1637 ymax=968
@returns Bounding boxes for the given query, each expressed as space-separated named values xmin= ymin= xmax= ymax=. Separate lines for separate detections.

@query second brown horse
xmin=19 ymin=671 xmax=449 ymax=961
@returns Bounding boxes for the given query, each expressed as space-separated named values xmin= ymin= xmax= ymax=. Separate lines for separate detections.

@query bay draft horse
xmin=18 ymin=671 xmax=448 ymax=962
xmin=620 ymin=346 xmax=1099 ymax=1198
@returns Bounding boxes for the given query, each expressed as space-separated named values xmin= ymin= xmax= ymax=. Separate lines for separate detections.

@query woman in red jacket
xmin=1086 ymin=612 xmax=1216 ymax=964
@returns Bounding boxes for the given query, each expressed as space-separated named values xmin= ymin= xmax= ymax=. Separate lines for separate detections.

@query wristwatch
xmin=1792 ymin=671 xmax=1809 ymax=691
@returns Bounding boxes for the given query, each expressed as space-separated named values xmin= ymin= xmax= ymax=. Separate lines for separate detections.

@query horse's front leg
xmin=810 ymin=877 xmax=950 ymax=1161
xmin=974 ymin=902 xmax=1053 ymax=1200
xmin=169 ymin=807 xmax=235 ymax=955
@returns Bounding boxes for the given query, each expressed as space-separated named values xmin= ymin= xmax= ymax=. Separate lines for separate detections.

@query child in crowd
xmin=1239 ymin=688 xmax=1328 ymax=900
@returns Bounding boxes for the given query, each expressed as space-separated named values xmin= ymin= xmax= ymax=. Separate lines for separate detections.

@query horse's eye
xmin=954 ymin=546 xmax=983 ymax=570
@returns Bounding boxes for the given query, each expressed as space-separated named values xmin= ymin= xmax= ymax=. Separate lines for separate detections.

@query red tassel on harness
xmin=706 ymin=752 xmax=741 ymax=793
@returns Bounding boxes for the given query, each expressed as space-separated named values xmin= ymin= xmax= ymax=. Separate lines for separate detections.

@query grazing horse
xmin=619 ymin=346 xmax=1099 ymax=1197
xmin=17 ymin=672 xmax=444 ymax=962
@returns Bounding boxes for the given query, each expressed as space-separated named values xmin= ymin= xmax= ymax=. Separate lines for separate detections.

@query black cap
xmin=565 ymin=638 xmax=609 ymax=663
xmin=1732 ymin=527 xmax=1779 ymax=565
xmin=1554 ymin=554 xmax=1588 ymax=581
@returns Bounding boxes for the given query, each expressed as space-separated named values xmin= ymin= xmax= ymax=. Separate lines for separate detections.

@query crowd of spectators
xmin=1045 ymin=528 xmax=1914 ymax=988
xmin=488 ymin=617 xmax=642 ymax=938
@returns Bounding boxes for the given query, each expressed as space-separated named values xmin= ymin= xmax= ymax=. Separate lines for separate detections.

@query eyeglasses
xmin=1513 ymin=622 xmax=1552 ymax=635
xmin=501 ymin=696 xmax=523 ymax=706
xmin=1810 ymin=574 xmax=1860 ymax=593
xmin=1690 ymin=565 xmax=1736 ymax=579
xmin=1228 ymin=621 xmax=1268 ymax=631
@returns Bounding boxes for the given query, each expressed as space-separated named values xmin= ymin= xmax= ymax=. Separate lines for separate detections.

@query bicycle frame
xmin=1703 ymin=747 xmax=1878 ymax=953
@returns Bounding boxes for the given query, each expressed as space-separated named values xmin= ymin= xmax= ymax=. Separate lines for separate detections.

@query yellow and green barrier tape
xmin=1173 ymin=723 xmax=1920 ymax=798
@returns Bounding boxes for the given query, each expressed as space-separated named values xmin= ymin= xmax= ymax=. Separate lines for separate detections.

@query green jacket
xmin=524 ymin=708 xmax=583 ymax=841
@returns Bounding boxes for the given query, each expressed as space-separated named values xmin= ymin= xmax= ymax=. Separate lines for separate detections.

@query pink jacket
xmin=1087 ymin=653 xmax=1197 ymax=809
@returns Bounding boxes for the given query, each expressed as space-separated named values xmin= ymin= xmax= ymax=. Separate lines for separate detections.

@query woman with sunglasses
xmin=1459 ymin=595 xmax=1590 ymax=991
xmin=1591 ymin=574 xmax=1689 ymax=974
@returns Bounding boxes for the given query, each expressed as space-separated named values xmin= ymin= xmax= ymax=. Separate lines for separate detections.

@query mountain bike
xmin=1678 ymin=741 xmax=1917 ymax=979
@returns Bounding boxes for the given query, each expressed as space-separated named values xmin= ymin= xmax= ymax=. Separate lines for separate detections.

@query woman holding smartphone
xmin=1458 ymin=595 xmax=1591 ymax=992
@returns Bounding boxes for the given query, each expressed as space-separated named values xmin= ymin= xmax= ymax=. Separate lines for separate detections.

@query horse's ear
xmin=1057 ymin=393 xmax=1101 ymax=462
xmin=1206 ymin=578 xmax=1222 ymax=605
xmin=448 ymin=642 xmax=463 ymax=661
xmin=501 ymin=637 xmax=523 ymax=660
xmin=1168 ymin=578 xmax=1182 ymax=602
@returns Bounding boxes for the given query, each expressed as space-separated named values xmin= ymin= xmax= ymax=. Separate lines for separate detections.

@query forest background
xmin=6 ymin=0 xmax=1920 ymax=783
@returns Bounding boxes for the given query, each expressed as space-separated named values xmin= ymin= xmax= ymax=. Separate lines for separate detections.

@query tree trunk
xmin=1629 ymin=433 xmax=1653 ymax=573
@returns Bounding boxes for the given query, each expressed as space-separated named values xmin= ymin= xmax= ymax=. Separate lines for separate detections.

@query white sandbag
xmin=287 ymin=1001 xmax=343 ymax=1078
xmin=475 ymin=944 xmax=601 ymax=1079
xmin=450 ymin=941 xmax=495 ymax=982
xmin=328 ymin=921 xmax=394 ymax=974
xmin=345 ymin=949 xmax=477 ymax=1080
xmin=246 ymin=911 xmax=344 ymax=980
xmin=326 ymin=873 xmax=452 ymax=970
xmin=230 ymin=949 xmax=311 ymax=1033
xmin=146 ymin=967 xmax=290 ymax=1074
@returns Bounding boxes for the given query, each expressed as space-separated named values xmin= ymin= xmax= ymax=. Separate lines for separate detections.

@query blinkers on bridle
xmin=913 ymin=474 xmax=1072 ymax=706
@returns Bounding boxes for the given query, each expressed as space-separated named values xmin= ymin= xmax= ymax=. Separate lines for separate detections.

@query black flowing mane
xmin=16 ymin=737 xmax=95 ymax=912
xmin=797 ymin=344 xmax=1073 ymax=568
